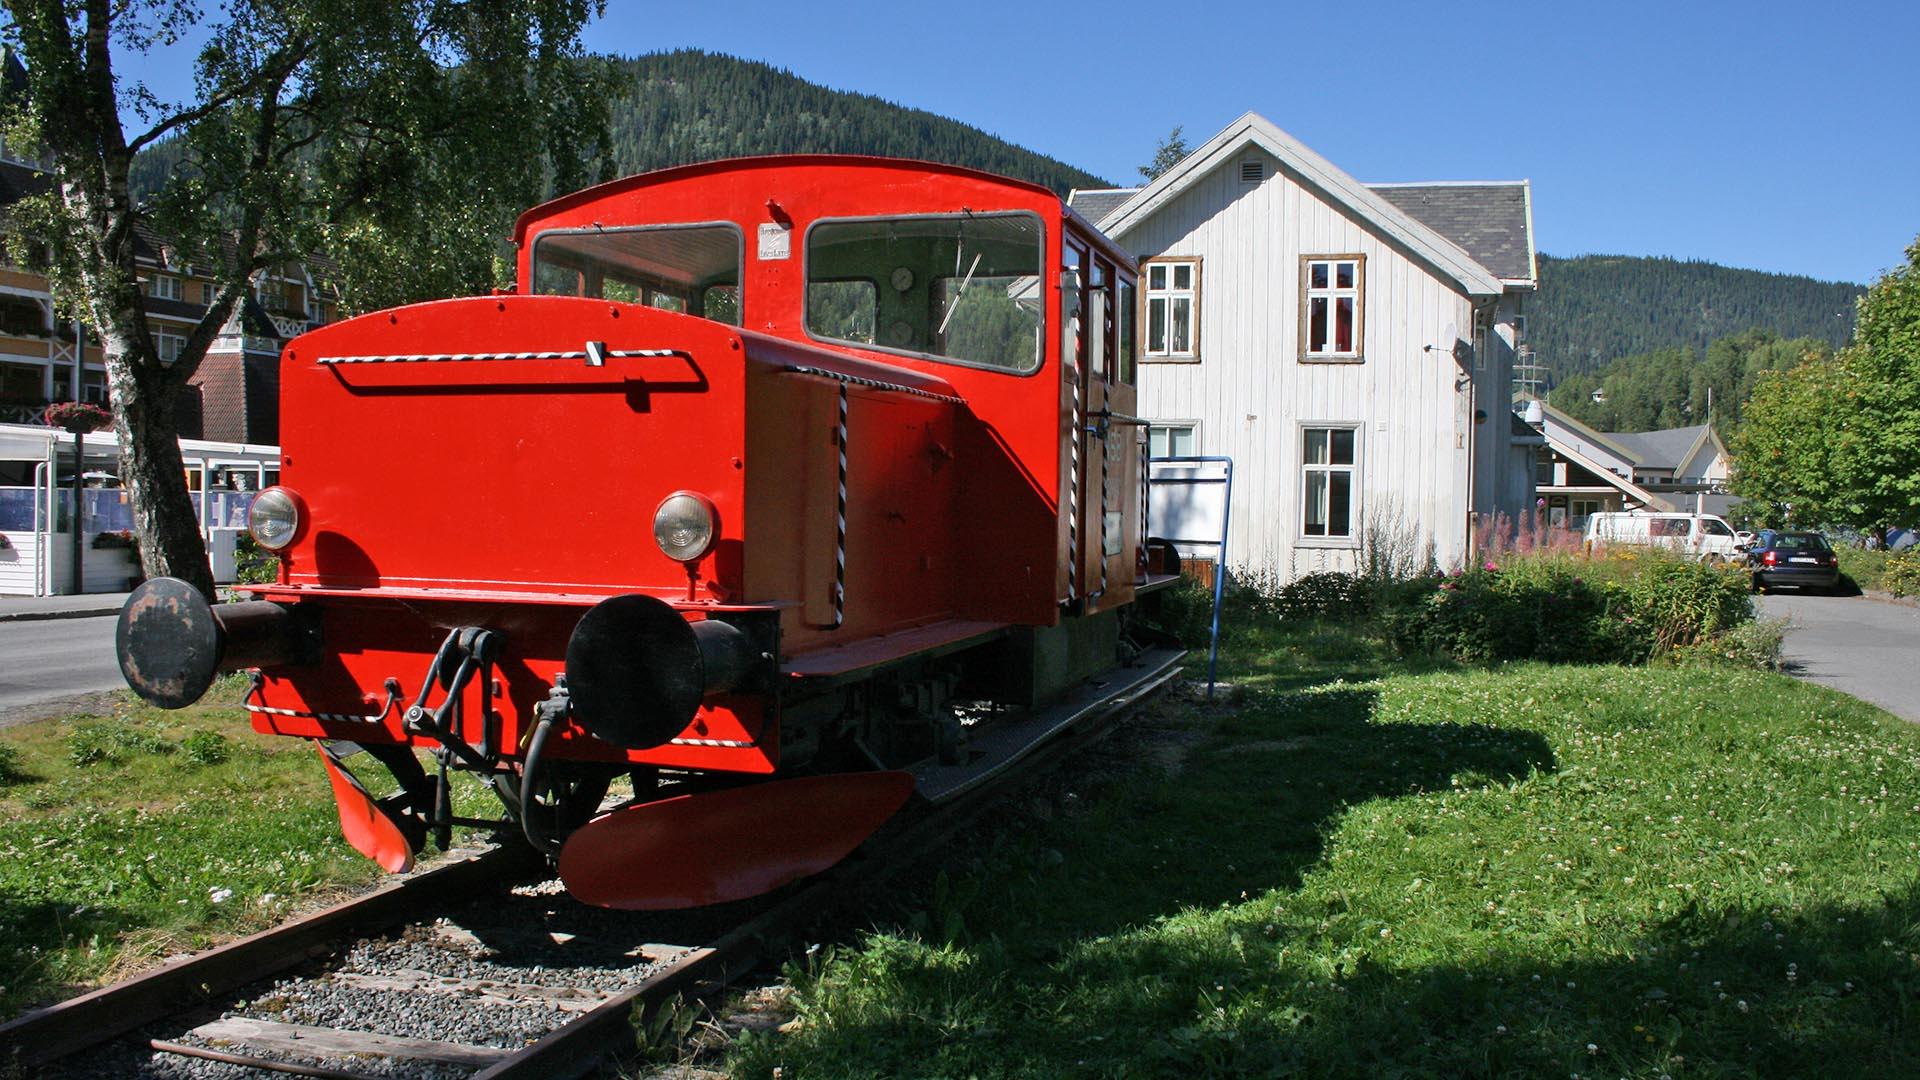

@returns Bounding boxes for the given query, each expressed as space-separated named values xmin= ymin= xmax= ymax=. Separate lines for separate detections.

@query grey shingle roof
xmin=1369 ymin=182 xmax=1533 ymax=282
xmin=1607 ymin=425 xmax=1709 ymax=470
xmin=1067 ymin=187 xmax=1140 ymax=227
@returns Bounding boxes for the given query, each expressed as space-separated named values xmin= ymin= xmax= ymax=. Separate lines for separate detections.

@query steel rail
xmin=0 ymin=845 xmax=544 ymax=1069
xmin=6 ymin=654 xmax=1182 ymax=1078
xmin=473 ymin=650 xmax=1185 ymax=1078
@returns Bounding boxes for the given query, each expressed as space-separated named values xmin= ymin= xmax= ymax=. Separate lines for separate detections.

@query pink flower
xmin=1483 ymin=562 xmax=1498 ymax=572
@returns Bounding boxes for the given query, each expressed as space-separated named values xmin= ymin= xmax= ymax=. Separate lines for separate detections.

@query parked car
xmin=1747 ymin=530 xmax=1841 ymax=593
xmin=1584 ymin=511 xmax=1743 ymax=561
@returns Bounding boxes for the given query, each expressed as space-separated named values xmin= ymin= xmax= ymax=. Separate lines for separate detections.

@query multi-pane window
xmin=155 ymin=333 xmax=186 ymax=364
xmin=1301 ymin=256 xmax=1362 ymax=359
xmin=146 ymin=274 xmax=183 ymax=301
xmin=1147 ymin=423 xmax=1197 ymax=459
xmin=1301 ymin=426 xmax=1357 ymax=539
xmin=1143 ymin=259 xmax=1197 ymax=360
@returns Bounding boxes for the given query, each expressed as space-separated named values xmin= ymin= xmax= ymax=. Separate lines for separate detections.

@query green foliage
xmin=1731 ymin=237 xmax=1920 ymax=535
xmin=233 ymin=533 xmax=279 ymax=586
xmin=1134 ymin=577 xmax=1214 ymax=648
xmin=1138 ymin=126 xmax=1189 ymax=181
xmin=181 ymin=730 xmax=232 ymax=767
xmin=1531 ymin=254 xmax=1862 ymax=376
xmin=0 ymin=743 xmax=25 ymax=786
xmin=1383 ymin=553 xmax=1750 ymax=665
xmin=65 ymin=720 xmax=175 ymax=769
xmin=1263 ymin=571 xmax=1373 ymax=621
xmin=1546 ymin=329 xmax=1830 ymax=436
xmin=1677 ymin=615 xmax=1789 ymax=671
xmin=1834 ymin=545 xmax=1888 ymax=592
xmin=1882 ymin=550 xmax=1920 ymax=598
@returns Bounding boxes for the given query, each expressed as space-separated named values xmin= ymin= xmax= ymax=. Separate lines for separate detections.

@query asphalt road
xmin=0 ymin=614 xmax=123 ymax=722
xmin=1759 ymin=592 xmax=1920 ymax=722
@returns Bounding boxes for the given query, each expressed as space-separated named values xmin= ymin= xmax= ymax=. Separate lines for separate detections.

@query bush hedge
xmin=1882 ymin=549 xmax=1920 ymax=598
xmin=1232 ymin=552 xmax=1756 ymax=668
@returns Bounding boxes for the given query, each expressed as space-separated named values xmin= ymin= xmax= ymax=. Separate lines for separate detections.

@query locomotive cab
xmin=117 ymin=156 xmax=1180 ymax=910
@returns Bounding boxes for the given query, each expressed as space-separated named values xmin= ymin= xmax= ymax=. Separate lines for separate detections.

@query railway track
xmin=2 ymin=648 xmax=1182 ymax=1079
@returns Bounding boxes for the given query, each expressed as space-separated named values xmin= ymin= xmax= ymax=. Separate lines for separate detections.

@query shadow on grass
xmin=764 ymin=676 xmax=1920 ymax=1077
xmin=0 ymin=897 xmax=139 ymax=1016
xmin=961 ymin=687 xmax=1556 ymax=951
xmin=1018 ymin=881 xmax=1920 ymax=1077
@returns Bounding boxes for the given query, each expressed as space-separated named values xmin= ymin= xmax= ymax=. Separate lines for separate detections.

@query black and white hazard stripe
xmin=828 ymin=383 xmax=849 ymax=628
xmin=1067 ymin=362 xmax=1081 ymax=604
xmin=315 ymin=347 xmax=685 ymax=365
xmin=781 ymin=365 xmax=965 ymax=405
xmin=245 ymin=687 xmax=400 ymax=726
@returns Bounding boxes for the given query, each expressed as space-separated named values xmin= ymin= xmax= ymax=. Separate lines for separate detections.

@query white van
xmin=1583 ymin=511 xmax=1742 ymax=561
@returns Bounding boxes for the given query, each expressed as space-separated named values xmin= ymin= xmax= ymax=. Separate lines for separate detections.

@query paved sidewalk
xmin=0 ymin=590 xmax=131 ymax=623
xmin=1759 ymin=591 xmax=1920 ymax=723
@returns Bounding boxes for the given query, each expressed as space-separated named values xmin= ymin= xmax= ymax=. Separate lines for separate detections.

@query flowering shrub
xmin=1383 ymin=551 xmax=1752 ymax=665
xmin=43 ymin=401 xmax=112 ymax=433
xmin=1883 ymin=549 xmax=1920 ymax=598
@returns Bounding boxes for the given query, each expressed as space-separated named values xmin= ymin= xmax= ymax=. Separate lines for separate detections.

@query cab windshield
xmin=805 ymin=212 xmax=1045 ymax=373
xmin=531 ymin=224 xmax=743 ymax=325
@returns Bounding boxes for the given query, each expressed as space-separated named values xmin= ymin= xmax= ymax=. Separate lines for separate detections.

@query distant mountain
xmin=601 ymin=51 xmax=1110 ymax=195
xmin=130 ymin=49 xmax=1110 ymax=207
xmin=1528 ymin=254 xmax=1864 ymax=378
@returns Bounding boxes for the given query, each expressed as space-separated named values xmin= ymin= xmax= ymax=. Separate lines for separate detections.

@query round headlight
xmin=248 ymin=487 xmax=305 ymax=551
xmin=653 ymin=492 xmax=717 ymax=563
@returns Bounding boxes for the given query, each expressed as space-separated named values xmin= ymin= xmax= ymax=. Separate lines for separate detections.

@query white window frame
xmin=147 ymin=274 xmax=183 ymax=301
xmin=1299 ymin=423 xmax=1361 ymax=546
xmin=154 ymin=332 xmax=186 ymax=364
xmin=1147 ymin=421 xmax=1199 ymax=459
xmin=1300 ymin=255 xmax=1363 ymax=362
xmin=1141 ymin=257 xmax=1199 ymax=362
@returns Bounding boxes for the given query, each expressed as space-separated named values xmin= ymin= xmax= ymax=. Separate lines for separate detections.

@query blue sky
xmin=111 ymin=0 xmax=1917 ymax=285
xmin=577 ymin=0 xmax=1917 ymax=285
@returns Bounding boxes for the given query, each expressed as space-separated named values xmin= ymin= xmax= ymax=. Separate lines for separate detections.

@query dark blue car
xmin=1748 ymin=531 xmax=1840 ymax=593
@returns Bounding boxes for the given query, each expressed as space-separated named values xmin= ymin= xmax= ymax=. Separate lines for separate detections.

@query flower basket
xmin=91 ymin=529 xmax=136 ymax=550
xmin=44 ymin=401 xmax=112 ymax=434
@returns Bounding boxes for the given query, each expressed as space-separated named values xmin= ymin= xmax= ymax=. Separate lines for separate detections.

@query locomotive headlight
xmin=247 ymin=487 xmax=306 ymax=551
xmin=653 ymin=491 xmax=717 ymax=563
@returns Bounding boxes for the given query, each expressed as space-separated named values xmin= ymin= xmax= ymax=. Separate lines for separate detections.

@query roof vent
xmin=1240 ymin=159 xmax=1264 ymax=184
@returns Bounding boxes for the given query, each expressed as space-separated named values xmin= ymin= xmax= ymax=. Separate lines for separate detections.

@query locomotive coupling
xmin=562 ymin=594 xmax=763 ymax=750
xmin=116 ymin=577 xmax=318 ymax=709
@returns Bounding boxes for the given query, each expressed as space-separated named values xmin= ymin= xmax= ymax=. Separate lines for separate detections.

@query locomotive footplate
xmin=911 ymin=647 xmax=1185 ymax=803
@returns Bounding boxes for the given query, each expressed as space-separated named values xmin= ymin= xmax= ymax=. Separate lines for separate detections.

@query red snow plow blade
xmin=558 ymin=771 xmax=915 ymax=910
xmin=316 ymin=743 xmax=416 ymax=874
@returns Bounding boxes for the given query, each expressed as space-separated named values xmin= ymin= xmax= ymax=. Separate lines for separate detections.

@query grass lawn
xmin=0 ymin=678 xmax=399 ymax=1017
xmin=727 ymin=626 xmax=1920 ymax=1078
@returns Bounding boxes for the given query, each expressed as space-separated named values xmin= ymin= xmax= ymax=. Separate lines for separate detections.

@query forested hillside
xmin=1529 ymin=254 xmax=1863 ymax=375
xmin=1544 ymin=328 xmax=1831 ymax=435
xmin=130 ymin=50 xmax=1108 ymax=202
xmin=601 ymin=51 xmax=1107 ymax=194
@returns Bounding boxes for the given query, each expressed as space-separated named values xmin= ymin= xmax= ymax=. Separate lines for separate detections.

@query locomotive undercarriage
xmin=119 ymin=576 xmax=1170 ymax=909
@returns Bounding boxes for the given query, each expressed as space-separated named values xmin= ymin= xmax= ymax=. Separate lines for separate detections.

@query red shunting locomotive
xmin=117 ymin=156 xmax=1184 ymax=910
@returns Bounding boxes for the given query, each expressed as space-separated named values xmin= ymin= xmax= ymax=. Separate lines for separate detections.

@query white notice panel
xmin=1148 ymin=459 xmax=1231 ymax=558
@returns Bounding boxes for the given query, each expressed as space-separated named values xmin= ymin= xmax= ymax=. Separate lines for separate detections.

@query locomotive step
xmin=911 ymin=647 xmax=1185 ymax=803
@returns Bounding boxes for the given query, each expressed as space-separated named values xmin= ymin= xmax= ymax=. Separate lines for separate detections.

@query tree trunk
xmin=109 ymin=361 xmax=213 ymax=596
xmin=86 ymin=284 xmax=215 ymax=598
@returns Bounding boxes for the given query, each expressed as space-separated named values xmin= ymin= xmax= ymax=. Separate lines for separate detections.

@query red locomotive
xmin=116 ymin=156 xmax=1183 ymax=910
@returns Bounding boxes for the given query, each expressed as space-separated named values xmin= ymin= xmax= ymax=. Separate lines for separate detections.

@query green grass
xmin=728 ymin=625 xmax=1920 ymax=1078
xmin=0 ymin=677 xmax=497 ymax=1017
